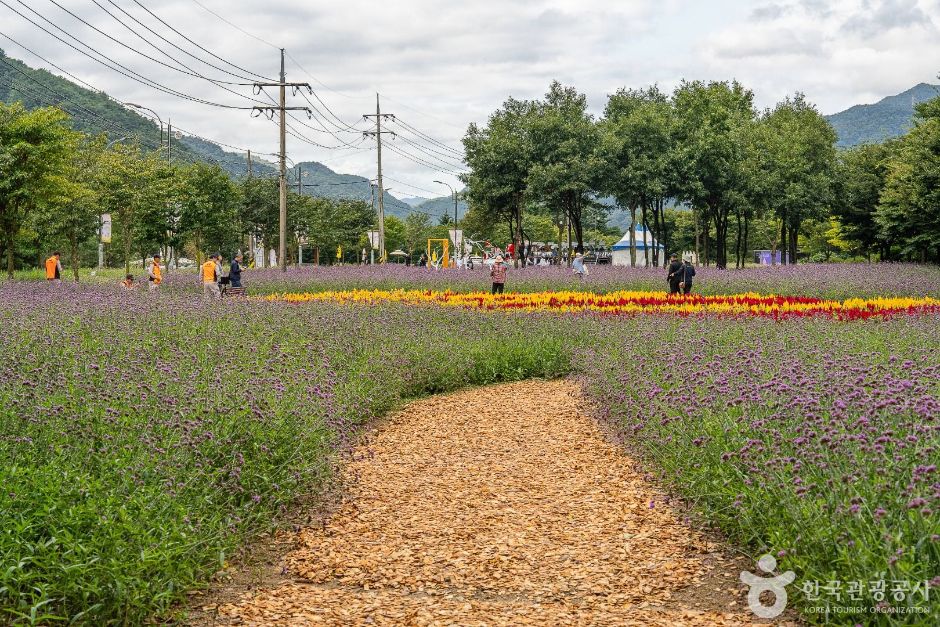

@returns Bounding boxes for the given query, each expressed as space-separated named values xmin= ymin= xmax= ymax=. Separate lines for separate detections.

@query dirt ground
xmin=189 ymin=379 xmax=798 ymax=626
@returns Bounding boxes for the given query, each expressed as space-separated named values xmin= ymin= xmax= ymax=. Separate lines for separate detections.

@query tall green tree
xmin=240 ymin=177 xmax=279 ymax=262
xmin=95 ymin=144 xmax=173 ymax=274
xmin=600 ymin=86 xmax=673 ymax=265
xmin=876 ymin=97 xmax=940 ymax=262
xmin=527 ymin=81 xmax=601 ymax=257
xmin=178 ymin=162 xmax=239 ymax=264
xmin=403 ymin=212 xmax=432 ymax=259
xmin=671 ymin=80 xmax=754 ymax=269
xmin=32 ymin=134 xmax=102 ymax=280
xmin=0 ymin=102 xmax=79 ymax=277
xmin=832 ymin=141 xmax=896 ymax=259
xmin=758 ymin=94 xmax=837 ymax=264
xmin=462 ymin=96 xmax=535 ymax=265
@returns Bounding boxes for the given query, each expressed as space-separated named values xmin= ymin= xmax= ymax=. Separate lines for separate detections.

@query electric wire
xmin=131 ymin=0 xmax=274 ymax=81
xmin=0 ymin=0 xmax=254 ymax=109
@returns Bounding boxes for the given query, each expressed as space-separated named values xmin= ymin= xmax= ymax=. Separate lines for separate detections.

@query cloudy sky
xmin=1 ymin=0 xmax=938 ymax=198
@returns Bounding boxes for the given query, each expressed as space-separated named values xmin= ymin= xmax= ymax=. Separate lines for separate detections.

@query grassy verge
xmin=0 ymin=284 xmax=573 ymax=624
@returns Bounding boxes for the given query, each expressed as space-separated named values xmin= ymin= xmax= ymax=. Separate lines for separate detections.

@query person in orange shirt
xmin=201 ymin=253 xmax=221 ymax=300
xmin=147 ymin=253 xmax=162 ymax=290
xmin=121 ymin=274 xmax=137 ymax=290
xmin=44 ymin=252 xmax=62 ymax=282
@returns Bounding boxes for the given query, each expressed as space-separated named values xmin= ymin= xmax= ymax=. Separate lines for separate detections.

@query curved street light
xmin=125 ymin=102 xmax=167 ymax=160
xmin=434 ymin=180 xmax=459 ymax=263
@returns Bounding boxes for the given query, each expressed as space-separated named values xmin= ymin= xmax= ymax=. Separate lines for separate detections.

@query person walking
xmin=147 ymin=253 xmax=162 ymax=290
xmin=490 ymin=255 xmax=507 ymax=294
xmin=229 ymin=253 xmax=244 ymax=288
xmin=681 ymin=259 xmax=696 ymax=295
xmin=44 ymin=251 xmax=62 ymax=282
xmin=572 ymin=252 xmax=589 ymax=279
xmin=201 ymin=253 xmax=222 ymax=300
xmin=666 ymin=254 xmax=684 ymax=295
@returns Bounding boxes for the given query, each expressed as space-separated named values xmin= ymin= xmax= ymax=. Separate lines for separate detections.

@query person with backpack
xmin=147 ymin=254 xmax=162 ymax=290
xmin=666 ymin=254 xmax=684 ymax=295
xmin=681 ymin=259 xmax=696 ymax=295
xmin=44 ymin=252 xmax=62 ymax=282
xmin=201 ymin=253 xmax=222 ymax=300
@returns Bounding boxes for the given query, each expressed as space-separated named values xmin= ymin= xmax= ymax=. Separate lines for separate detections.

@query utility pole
xmin=251 ymin=48 xmax=312 ymax=271
xmin=363 ymin=94 xmax=396 ymax=261
xmin=167 ymin=118 xmax=171 ymax=163
xmin=247 ymin=149 xmax=252 ymax=177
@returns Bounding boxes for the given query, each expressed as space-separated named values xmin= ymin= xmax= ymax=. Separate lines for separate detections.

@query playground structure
xmin=426 ymin=238 xmax=451 ymax=268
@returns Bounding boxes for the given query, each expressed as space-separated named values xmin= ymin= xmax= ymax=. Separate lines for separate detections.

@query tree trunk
xmin=789 ymin=224 xmax=798 ymax=265
xmin=779 ymin=220 xmax=788 ymax=265
xmin=655 ymin=197 xmax=666 ymax=267
xmin=70 ymin=229 xmax=80 ymax=282
xmin=743 ymin=212 xmax=749 ymax=268
xmin=711 ymin=203 xmax=729 ymax=270
xmin=693 ymin=206 xmax=700 ymax=267
xmin=6 ymin=243 xmax=14 ymax=279
xmin=735 ymin=210 xmax=742 ymax=269
xmin=566 ymin=214 xmax=572 ymax=267
xmin=703 ymin=218 xmax=709 ymax=267
xmin=124 ymin=227 xmax=132 ymax=275
xmin=641 ymin=203 xmax=650 ymax=267
xmin=629 ymin=203 xmax=637 ymax=268
xmin=573 ymin=199 xmax=584 ymax=254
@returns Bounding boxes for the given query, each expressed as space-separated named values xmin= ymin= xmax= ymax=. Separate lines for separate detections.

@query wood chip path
xmin=216 ymin=380 xmax=771 ymax=625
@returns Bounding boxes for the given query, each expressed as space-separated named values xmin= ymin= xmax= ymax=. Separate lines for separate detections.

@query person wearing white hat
xmin=490 ymin=256 xmax=507 ymax=294
xmin=572 ymin=252 xmax=589 ymax=279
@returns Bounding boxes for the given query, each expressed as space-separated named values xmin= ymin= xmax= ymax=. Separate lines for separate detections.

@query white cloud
xmin=1 ymin=0 xmax=937 ymax=194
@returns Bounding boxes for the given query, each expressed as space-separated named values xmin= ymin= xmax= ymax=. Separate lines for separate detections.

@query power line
xmin=380 ymin=94 xmax=468 ymax=131
xmin=0 ymin=48 xmax=269 ymax=167
xmin=392 ymin=132 xmax=466 ymax=170
xmin=391 ymin=116 xmax=464 ymax=157
xmin=382 ymin=140 xmax=465 ymax=176
xmin=0 ymin=0 xmax=253 ymax=109
xmin=189 ymin=0 xmax=280 ymax=50
xmin=130 ymin=0 xmax=273 ymax=82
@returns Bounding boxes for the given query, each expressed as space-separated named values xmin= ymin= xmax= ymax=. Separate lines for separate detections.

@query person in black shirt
xmin=681 ymin=260 xmax=696 ymax=294
xmin=666 ymin=254 xmax=684 ymax=294
xmin=229 ymin=253 xmax=244 ymax=288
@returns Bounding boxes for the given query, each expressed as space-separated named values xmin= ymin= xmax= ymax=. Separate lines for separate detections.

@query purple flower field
xmin=583 ymin=315 xmax=939 ymax=619
xmin=0 ymin=264 xmax=938 ymax=623
xmin=152 ymin=261 xmax=940 ymax=300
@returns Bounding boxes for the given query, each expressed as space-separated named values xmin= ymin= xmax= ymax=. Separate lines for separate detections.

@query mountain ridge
xmin=824 ymin=82 xmax=939 ymax=147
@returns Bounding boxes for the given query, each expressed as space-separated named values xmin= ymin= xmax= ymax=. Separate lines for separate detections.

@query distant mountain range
xmin=400 ymin=196 xmax=428 ymax=207
xmin=825 ymin=82 xmax=939 ymax=147
xmin=1 ymin=47 xmax=935 ymax=227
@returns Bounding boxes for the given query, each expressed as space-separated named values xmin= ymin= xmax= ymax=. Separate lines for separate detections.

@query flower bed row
xmin=265 ymin=289 xmax=940 ymax=320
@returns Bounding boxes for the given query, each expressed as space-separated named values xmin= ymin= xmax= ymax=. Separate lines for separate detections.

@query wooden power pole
xmin=363 ymin=94 xmax=395 ymax=261
xmin=251 ymin=49 xmax=311 ymax=271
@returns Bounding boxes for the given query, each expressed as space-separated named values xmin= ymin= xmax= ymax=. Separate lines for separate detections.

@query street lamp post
xmin=97 ymin=137 xmax=129 ymax=268
xmin=434 ymin=180 xmax=457 ymax=266
xmin=125 ymin=103 xmax=167 ymax=161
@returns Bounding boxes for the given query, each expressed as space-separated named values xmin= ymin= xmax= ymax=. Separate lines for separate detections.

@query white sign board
xmin=449 ymin=229 xmax=463 ymax=254
xmin=100 ymin=214 xmax=112 ymax=243
xmin=367 ymin=230 xmax=380 ymax=250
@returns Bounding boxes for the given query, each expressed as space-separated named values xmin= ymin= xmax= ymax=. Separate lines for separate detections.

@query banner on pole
xmin=449 ymin=229 xmax=463 ymax=253
xmin=100 ymin=214 xmax=112 ymax=243
xmin=367 ymin=230 xmax=380 ymax=250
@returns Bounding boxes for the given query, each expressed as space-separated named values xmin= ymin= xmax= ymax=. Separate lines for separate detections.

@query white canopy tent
xmin=611 ymin=226 xmax=664 ymax=267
